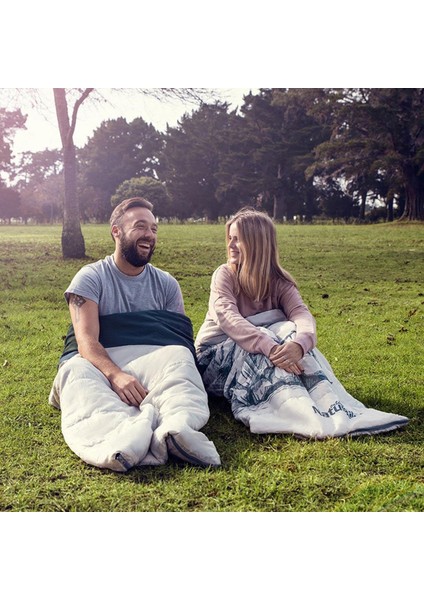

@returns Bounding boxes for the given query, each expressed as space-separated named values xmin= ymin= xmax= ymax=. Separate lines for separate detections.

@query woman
xmin=195 ymin=207 xmax=409 ymax=438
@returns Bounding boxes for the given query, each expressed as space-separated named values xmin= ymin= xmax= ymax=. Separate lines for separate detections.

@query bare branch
xmin=104 ymin=87 xmax=222 ymax=107
xmin=69 ymin=88 xmax=94 ymax=141
xmin=128 ymin=88 xmax=218 ymax=103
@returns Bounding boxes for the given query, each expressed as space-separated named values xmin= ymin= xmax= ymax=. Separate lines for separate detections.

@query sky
xmin=7 ymin=88 xmax=255 ymax=155
xmin=3 ymin=0 xmax=419 ymax=160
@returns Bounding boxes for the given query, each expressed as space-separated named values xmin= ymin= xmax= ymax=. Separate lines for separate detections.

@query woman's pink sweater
xmin=195 ymin=264 xmax=317 ymax=357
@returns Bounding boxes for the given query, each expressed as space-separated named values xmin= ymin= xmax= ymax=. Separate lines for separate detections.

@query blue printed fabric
xmin=197 ymin=319 xmax=409 ymax=439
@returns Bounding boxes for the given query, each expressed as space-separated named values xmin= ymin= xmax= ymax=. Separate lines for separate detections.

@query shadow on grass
xmin=80 ymin=390 xmax=420 ymax=484
xmin=119 ymin=396 xmax=259 ymax=483
xmin=202 ymin=392 xmax=420 ymax=456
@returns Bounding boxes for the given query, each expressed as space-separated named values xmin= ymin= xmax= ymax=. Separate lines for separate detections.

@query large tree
xmin=15 ymin=149 xmax=64 ymax=223
xmin=54 ymin=88 xmax=93 ymax=257
xmin=79 ymin=116 xmax=164 ymax=221
xmin=0 ymin=185 xmax=21 ymax=222
xmin=0 ymin=107 xmax=26 ymax=223
xmin=308 ymin=88 xmax=424 ymax=221
xmin=17 ymin=148 xmax=62 ymax=185
xmin=217 ymin=89 xmax=330 ymax=220
xmin=51 ymin=88 xmax=215 ymax=258
xmin=160 ymin=101 xmax=239 ymax=219
xmin=111 ymin=176 xmax=171 ymax=217
xmin=0 ymin=107 xmax=26 ymax=180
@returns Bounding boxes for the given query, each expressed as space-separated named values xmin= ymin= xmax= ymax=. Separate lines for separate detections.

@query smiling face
xmin=112 ymin=206 xmax=158 ymax=273
xmin=228 ymin=222 xmax=242 ymax=265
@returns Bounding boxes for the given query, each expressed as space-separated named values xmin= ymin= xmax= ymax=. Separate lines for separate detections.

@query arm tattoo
xmin=70 ymin=294 xmax=87 ymax=322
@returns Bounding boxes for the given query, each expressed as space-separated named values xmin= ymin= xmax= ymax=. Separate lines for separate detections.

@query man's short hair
xmin=110 ymin=197 xmax=154 ymax=231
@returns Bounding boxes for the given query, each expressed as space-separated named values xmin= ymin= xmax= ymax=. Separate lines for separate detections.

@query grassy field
xmin=0 ymin=221 xmax=423 ymax=512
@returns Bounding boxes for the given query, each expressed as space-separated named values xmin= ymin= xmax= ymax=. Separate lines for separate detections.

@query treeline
xmin=2 ymin=88 xmax=424 ymax=223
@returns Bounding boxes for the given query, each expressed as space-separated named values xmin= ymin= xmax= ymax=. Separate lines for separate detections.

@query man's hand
xmin=108 ymin=370 xmax=149 ymax=407
xmin=269 ymin=341 xmax=304 ymax=375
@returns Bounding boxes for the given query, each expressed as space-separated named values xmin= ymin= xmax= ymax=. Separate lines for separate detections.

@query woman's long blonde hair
xmin=226 ymin=207 xmax=297 ymax=301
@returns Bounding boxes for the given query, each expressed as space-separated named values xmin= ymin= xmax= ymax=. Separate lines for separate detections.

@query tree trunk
xmin=53 ymin=88 xmax=87 ymax=258
xmin=400 ymin=187 xmax=424 ymax=220
xmin=399 ymin=168 xmax=424 ymax=221
xmin=359 ymin=190 xmax=367 ymax=221
xmin=62 ymin=141 xmax=86 ymax=257
xmin=272 ymin=195 xmax=278 ymax=220
xmin=387 ymin=197 xmax=394 ymax=222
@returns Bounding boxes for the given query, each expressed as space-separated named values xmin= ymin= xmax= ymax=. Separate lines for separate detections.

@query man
xmin=49 ymin=197 xmax=221 ymax=471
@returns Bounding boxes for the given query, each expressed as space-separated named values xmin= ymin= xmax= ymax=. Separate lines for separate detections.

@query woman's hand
xmin=268 ymin=341 xmax=304 ymax=375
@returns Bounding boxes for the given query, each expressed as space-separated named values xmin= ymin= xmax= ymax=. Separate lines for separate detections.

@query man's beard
xmin=120 ymin=233 xmax=155 ymax=268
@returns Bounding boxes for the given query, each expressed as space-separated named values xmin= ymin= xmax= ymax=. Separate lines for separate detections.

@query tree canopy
xmin=307 ymin=88 xmax=424 ymax=220
xmin=0 ymin=107 xmax=26 ymax=175
xmin=2 ymin=88 xmax=424 ymax=232
xmin=159 ymin=102 xmax=239 ymax=219
xmin=111 ymin=177 xmax=171 ymax=217
xmin=79 ymin=117 xmax=164 ymax=221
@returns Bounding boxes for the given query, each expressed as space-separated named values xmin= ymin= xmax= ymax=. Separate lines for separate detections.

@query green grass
xmin=0 ymin=222 xmax=423 ymax=512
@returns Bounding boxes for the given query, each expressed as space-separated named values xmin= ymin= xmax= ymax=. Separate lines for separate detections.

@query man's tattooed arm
xmin=69 ymin=294 xmax=87 ymax=323
xmin=67 ymin=293 xmax=147 ymax=406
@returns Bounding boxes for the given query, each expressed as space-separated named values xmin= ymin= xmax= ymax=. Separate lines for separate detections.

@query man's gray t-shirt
xmin=65 ymin=255 xmax=185 ymax=315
